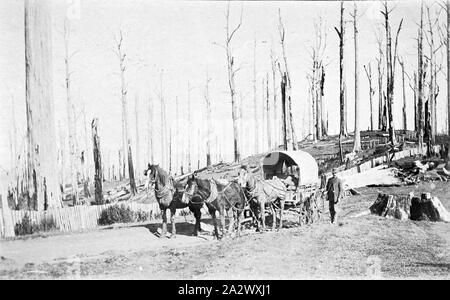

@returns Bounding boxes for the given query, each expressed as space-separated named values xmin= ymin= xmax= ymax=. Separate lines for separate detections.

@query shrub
xmin=98 ymin=205 xmax=135 ymax=225
xmin=134 ymin=210 xmax=150 ymax=222
xmin=14 ymin=214 xmax=58 ymax=236
xmin=38 ymin=216 xmax=58 ymax=231
xmin=14 ymin=213 xmax=34 ymax=236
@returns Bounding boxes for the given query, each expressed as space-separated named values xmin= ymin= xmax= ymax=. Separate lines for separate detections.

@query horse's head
xmin=144 ymin=163 xmax=160 ymax=189
xmin=181 ymin=174 xmax=198 ymax=204
xmin=237 ymin=167 xmax=248 ymax=188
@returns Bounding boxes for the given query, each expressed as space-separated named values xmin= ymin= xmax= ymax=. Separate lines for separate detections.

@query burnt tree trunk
xmin=91 ymin=118 xmax=103 ymax=205
xmin=127 ymin=140 xmax=137 ymax=195
xmin=281 ymin=73 xmax=288 ymax=150
xmin=352 ymin=2 xmax=361 ymax=152
xmin=335 ymin=1 xmax=347 ymax=138
xmin=24 ymin=0 xmax=62 ymax=210
xmin=418 ymin=3 xmax=425 ymax=153
xmin=266 ymin=73 xmax=272 ymax=149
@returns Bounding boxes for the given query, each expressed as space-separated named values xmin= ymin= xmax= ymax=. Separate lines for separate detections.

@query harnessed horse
xmin=145 ymin=164 xmax=204 ymax=237
xmin=182 ymin=175 xmax=246 ymax=239
xmin=237 ymin=169 xmax=287 ymax=231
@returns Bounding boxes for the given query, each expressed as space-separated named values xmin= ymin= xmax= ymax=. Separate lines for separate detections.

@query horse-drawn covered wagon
xmin=260 ymin=150 xmax=320 ymax=207
xmin=238 ymin=150 xmax=322 ymax=230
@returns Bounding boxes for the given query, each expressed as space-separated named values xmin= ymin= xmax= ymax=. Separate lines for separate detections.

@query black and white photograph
xmin=1 ymin=0 xmax=450 ymax=282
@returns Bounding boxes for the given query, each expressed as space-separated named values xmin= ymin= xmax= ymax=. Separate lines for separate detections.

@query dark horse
xmin=145 ymin=164 xmax=204 ymax=237
xmin=182 ymin=175 xmax=247 ymax=239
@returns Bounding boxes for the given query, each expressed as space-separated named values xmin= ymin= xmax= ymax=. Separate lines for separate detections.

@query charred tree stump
xmin=410 ymin=193 xmax=440 ymax=221
xmin=370 ymin=193 xmax=410 ymax=220
xmin=91 ymin=118 xmax=103 ymax=205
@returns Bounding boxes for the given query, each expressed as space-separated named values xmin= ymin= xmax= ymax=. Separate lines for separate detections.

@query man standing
xmin=326 ymin=168 xmax=345 ymax=224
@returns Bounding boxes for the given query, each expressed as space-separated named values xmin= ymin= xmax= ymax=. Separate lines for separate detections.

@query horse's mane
xmin=152 ymin=165 xmax=170 ymax=187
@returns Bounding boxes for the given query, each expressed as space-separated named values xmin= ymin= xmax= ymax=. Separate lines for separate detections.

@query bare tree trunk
xmin=418 ymin=3 xmax=425 ymax=152
xmin=148 ymin=96 xmax=154 ymax=164
xmin=426 ymin=7 xmax=436 ymax=144
xmin=127 ymin=139 xmax=137 ymax=195
xmin=175 ymin=96 xmax=180 ymax=172
xmin=91 ymin=118 xmax=103 ymax=205
xmin=114 ymin=30 xmax=135 ymax=186
xmin=81 ymin=103 xmax=91 ymax=190
xmin=382 ymin=1 xmax=402 ymax=146
xmin=399 ymin=59 xmax=407 ymax=131
xmin=187 ymin=81 xmax=192 ymax=171
xmin=447 ymin=0 xmax=450 ymax=138
xmin=335 ymin=1 xmax=347 ymax=138
xmin=352 ymin=3 xmax=361 ymax=152
xmin=134 ymin=95 xmax=140 ymax=181
xmin=63 ymin=19 xmax=79 ymax=205
xmin=253 ymin=39 xmax=259 ymax=154
xmin=204 ymin=74 xmax=212 ymax=167
xmin=160 ymin=73 xmax=167 ymax=169
xmin=270 ymin=50 xmax=278 ymax=148
xmin=25 ymin=0 xmax=62 ymax=210
xmin=364 ymin=64 xmax=375 ymax=131
xmin=278 ymin=9 xmax=297 ymax=150
xmin=281 ymin=73 xmax=288 ymax=150
xmin=266 ymin=73 xmax=271 ymax=150
xmin=414 ymin=72 xmax=418 ymax=131
xmin=224 ymin=3 xmax=242 ymax=162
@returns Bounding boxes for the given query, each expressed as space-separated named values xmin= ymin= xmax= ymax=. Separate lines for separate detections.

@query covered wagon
xmin=261 ymin=150 xmax=320 ymax=206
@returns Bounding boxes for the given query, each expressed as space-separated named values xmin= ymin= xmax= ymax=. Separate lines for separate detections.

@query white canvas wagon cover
xmin=261 ymin=150 xmax=319 ymax=186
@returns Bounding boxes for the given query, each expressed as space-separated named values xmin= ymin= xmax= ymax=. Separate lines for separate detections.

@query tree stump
xmin=369 ymin=193 xmax=411 ymax=220
xmin=410 ymin=193 xmax=440 ymax=221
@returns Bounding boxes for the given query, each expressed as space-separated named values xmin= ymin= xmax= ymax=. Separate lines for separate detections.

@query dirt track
xmin=1 ymin=182 xmax=450 ymax=279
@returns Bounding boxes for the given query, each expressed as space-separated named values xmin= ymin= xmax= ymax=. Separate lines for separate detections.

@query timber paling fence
xmin=0 ymin=145 xmax=437 ymax=240
xmin=0 ymin=199 xmax=201 ymax=239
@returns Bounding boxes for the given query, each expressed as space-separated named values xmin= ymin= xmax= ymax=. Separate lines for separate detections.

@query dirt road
xmin=1 ymin=182 xmax=450 ymax=279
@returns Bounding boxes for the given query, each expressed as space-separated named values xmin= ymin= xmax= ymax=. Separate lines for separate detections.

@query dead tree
xmin=270 ymin=49 xmax=279 ymax=147
xmin=278 ymin=9 xmax=297 ymax=150
xmin=308 ymin=17 xmax=327 ymax=141
xmin=24 ymin=0 xmax=62 ymax=210
xmin=448 ymin=0 xmax=450 ymax=139
xmin=364 ymin=64 xmax=375 ymax=131
xmin=418 ymin=2 xmax=426 ymax=153
xmin=375 ymin=30 xmax=386 ymax=131
xmin=224 ymin=2 xmax=242 ymax=161
xmin=335 ymin=1 xmax=348 ymax=138
xmin=398 ymin=57 xmax=407 ymax=131
xmin=134 ymin=95 xmax=140 ymax=181
xmin=91 ymin=118 xmax=103 ymax=205
xmin=204 ymin=73 xmax=212 ymax=167
xmin=63 ymin=19 xmax=79 ymax=205
xmin=266 ymin=73 xmax=272 ymax=150
xmin=253 ymin=39 xmax=259 ymax=154
xmin=425 ymin=5 xmax=443 ymax=144
xmin=175 ymin=96 xmax=180 ymax=172
xmin=351 ymin=2 xmax=361 ymax=152
xmin=159 ymin=71 xmax=167 ymax=170
xmin=114 ymin=30 xmax=136 ymax=190
xmin=187 ymin=81 xmax=193 ymax=171
xmin=280 ymin=73 xmax=288 ymax=150
xmin=81 ymin=103 xmax=91 ymax=192
xmin=381 ymin=1 xmax=403 ymax=146
xmin=147 ymin=96 xmax=154 ymax=165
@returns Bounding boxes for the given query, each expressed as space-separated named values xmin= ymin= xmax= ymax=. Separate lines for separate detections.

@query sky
xmin=0 ymin=0 xmax=447 ymax=179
